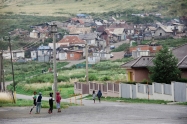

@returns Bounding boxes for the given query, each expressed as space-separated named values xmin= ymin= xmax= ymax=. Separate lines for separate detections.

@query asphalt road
xmin=0 ymin=100 xmax=187 ymax=124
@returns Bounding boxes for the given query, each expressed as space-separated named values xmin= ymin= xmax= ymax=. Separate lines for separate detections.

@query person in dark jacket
xmin=48 ymin=93 xmax=54 ymax=114
xmin=29 ymin=91 xmax=37 ymax=114
xmin=36 ymin=92 xmax=42 ymax=114
xmin=97 ymin=90 xmax=102 ymax=103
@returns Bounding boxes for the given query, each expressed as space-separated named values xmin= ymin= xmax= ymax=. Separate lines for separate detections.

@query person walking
xmin=29 ymin=91 xmax=37 ymax=114
xmin=36 ymin=92 xmax=42 ymax=114
xmin=92 ymin=90 xmax=96 ymax=103
xmin=48 ymin=93 xmax=54 ymax=114
xmin=56 ymin=92 xmax=61 ymax=113
xmin=97 ymin=90 xmax=102 ymax=103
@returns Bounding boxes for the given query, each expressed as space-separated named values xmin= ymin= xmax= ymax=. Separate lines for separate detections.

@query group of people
xmin=29 ymin=89 xmax=103 ymax=114
xmin=29 ymin=91 xmax=61 ymax=114
xmin=92 ymin=90 xmax=102 ymax=103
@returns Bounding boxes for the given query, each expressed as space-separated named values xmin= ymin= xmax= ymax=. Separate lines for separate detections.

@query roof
xmin=58 ymin=36 xmax=85 ymax=44
xmin=95 ymin=22 xmax=103 ymax=26
xmin=159 ymin=26 xmax=173 ymax=33
xmin=38 ymin=45 xmax=51 ymax=50
xmin=177 ymin=55 xmax=187 ymax=69
xmin=121 ymin=56 xmax=154 ymax=68
xmin=69 ymin=27 xmax=91 ymax=34
xmin=113 ymin=28 xmax=124 ymax=35
xmin=96 ymin=25 xmax=106 ymax=32
xmin=79 ymin=33 xmax=97 ymax=40
xmin=148 ymin=26 xmax=157 ymax=31
xmin=109 ymin=23 xmax=134 ymax=29
xmin=172 ymin=43 xmax=187 ymax=62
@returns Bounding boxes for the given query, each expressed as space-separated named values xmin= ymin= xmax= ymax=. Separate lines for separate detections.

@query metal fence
xmin=146 ymin=85 xmax=153 ymax=95
xmin=174 ymin=82 xmax=186 ymax=102
xmin=121 ymin=84 xmax=131 ymax=98
xmin=138 ymin=84 xmax=144 ymax=93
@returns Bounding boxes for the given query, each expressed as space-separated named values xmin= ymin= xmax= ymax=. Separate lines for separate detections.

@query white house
xmin=132 ymin=50 xmax=150 ymax=58
xmin=88 ymin=52 xmax=100 ymax=64
xmin=31 ymin=50 xmax=37 ymax=60
xmin=30 ymin=30 xmax=39 ymax=38
xmin=3 ymin=50 xmax=25 ymax=60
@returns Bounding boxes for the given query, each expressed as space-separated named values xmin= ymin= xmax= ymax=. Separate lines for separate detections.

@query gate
xmin=121 ymin=84 xmax=131 ymax=98
xmin=174 ymin=82 xmax=186 ymax=102
xmin=132 ymin=85 xmax=136 ymax=99
xmin=82 ymin=84 xmax=89 ymax=94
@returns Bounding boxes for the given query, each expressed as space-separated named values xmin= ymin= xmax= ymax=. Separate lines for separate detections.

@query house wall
xmin=38 ymin=50 xmax=51 ymax=56
xmin=130 ymin=45 xmax=162 ymax=53
xmin=134 ymin=68 xmax=150 ymax=82
xmin=67 ymin=52 xmax=83 ymax=60
xmin=181 ymin=69 xmax=187 ymax=78
xmin=30 ymin=32 xmax=39 ymax=38
xmin=88 ymin=56 xmax=100 ymax=64
xmin=59 ymin=52 xmax=67 ymax=60
xmin=31 ymin=51 xmax=37 ymax=60
xmin=14 ymin=52 xmax=25 ymax=59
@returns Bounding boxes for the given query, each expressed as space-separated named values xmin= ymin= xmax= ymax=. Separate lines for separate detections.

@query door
xmin=174 ymin=82 xmax=186 ymax=102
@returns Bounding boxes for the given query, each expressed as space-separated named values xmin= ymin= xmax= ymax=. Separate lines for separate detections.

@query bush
xmin=89 ymin=74 xmax=98 ymax=81
xmin=101 ymin=76 xmax=111 ymax=81
xmin=70 ymin=74 xmax=85 ymax=79
xmin=177 ymin=78 xmax=187 ymax=83
xmin=57 ymin=76 xmax=70 ymax=82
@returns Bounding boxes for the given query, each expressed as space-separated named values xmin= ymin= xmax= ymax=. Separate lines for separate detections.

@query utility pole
xmin=8 ymin=36 xmax=15 ymax=92
xmin=85 ymin=43 xmax=89 ymax=83
xmin=51 ymin=24 xmax=58 ymax=99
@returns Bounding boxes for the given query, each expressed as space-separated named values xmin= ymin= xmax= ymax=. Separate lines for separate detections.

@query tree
xmin=149 ymin=47 xmax=181 ymax=84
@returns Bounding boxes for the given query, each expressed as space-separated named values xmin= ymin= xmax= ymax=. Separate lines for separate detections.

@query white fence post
xmin=171 ymin=81 xmax=175 ymax=101
xmin=119 ymin=83 xmax=121 ymax=97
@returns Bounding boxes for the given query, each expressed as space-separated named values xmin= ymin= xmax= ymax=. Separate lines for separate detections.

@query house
xmin=100 ymin=51 xmax=110 ymax=60
xmin=112 ymin=28 xmax=126 ymax=42
xmin=79 ymin=33 xmax=97 ymax=46
xmin=129 ymin=44 xmax=162 ymax=56
xmin=30 ymin=30 xmax=39 ymax=38
xmin=88 ymin=52 xmax=100 ymax=64
xmin=9 ymin=29 xmax=29 ymax=37
xmin=58 ymin=35 xmax=85 ymax=47
xmin=69 ymin=27 xmax=92 ymax=35
xmin=3 ymin=49 xmax=25 ymax=60
xmin=121 ymin=56 xmax=154 ymax=82
xmin=144 ymin=26 xmax=157 ymax=36
xmin=121 ymin=43 xmax=187 ymax=82
xmin=31 ymin=45 xmax=52 ymax=62
xmin=154 ymin=26 xmax=173 ymax=37
xmin=66 ymin=50 xmax=83 ymax=60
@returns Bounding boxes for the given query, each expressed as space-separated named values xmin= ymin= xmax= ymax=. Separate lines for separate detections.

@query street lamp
xmin=50 ymin=24 xmax=58 ymax=99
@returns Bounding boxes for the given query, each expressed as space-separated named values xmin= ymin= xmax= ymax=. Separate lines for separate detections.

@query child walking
xmin=48 ymin=93 xmax=54 ymax=114
xmin=36 ymin=92 xmax=42 ymax=114
xmin=97 ymin=90 xmax=102 ymax=103
xmin=92 ymin=90 xmax=96 ymax=103
xmin=56 ymin=92 xmax=61 ymax=113
xmin=29 ymin=91 xmax=37 ymax=114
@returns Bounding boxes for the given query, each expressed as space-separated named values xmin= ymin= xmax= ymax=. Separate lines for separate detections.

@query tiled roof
xmin=58 ymin=36 xmax=85 ymax=44
xmin=172 ymin=43 xmax=187 ymax=62
xmin=109 ymin=23 xmax=134 ymax=29
xmin=79 ymin=33 xmax=97 ymax=40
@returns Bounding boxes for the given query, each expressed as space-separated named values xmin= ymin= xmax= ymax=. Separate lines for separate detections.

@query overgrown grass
xmin=0 ymin=99 xmax=77 ymax=108
xmin=111 ymin=43 xmax=129 ymax=52
xmin=157 ymin=38 xmax=187 ymax=48
xmin=83 ymin=95 xmax=170 ymax=104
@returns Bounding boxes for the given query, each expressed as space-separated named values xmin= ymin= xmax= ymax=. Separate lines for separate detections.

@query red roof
xmin=58 ymin=36 xmax=85 ymax=44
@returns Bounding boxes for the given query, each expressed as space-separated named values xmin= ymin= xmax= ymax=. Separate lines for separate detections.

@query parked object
xmin=110 ymin=45 xmax=115 ymax=50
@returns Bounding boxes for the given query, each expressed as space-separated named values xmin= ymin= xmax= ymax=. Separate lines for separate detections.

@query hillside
xmin=0 ymin=0 xmax=186 ymax=17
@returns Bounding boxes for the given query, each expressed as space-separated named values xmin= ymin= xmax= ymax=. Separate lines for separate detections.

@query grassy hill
xmin=0 ymin=0 xmax=186 ymax=17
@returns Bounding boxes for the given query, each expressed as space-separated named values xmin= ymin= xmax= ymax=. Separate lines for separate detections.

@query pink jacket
xmin=56 ymin=92 xmax=61 ymax=103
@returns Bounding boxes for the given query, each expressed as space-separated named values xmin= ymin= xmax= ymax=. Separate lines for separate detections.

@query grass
xmin=0 ymin=0 xmax=186 ymax=17
xmin=83 ymin=95 xmax=170 ymax=104
xmin=0 ymin=99 xmax=78 ymax=108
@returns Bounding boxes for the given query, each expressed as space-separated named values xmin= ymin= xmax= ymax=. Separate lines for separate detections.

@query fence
xmin=74 ymin=82 xmax=120 ymax=97
xmin=74 ymin=81 xmax=187 ymax=102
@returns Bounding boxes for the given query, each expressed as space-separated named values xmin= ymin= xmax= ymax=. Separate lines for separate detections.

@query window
xmin=153 ymin=46 xmax=156 ymax=50
xmin=160 ymin=33 xmax=162 ymax=36
xmin=42 ymin=50 xmax=44 ymax=54
xmin=70 ymin=53 xmax=74 ymax=57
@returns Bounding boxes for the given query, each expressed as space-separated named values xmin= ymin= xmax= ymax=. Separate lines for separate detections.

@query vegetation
xmin=111 ymin=43 xmax=129 ymax=52
xmin=149 ymin=47 xmax=181 ymax=84
xmin=0 ymin=99 xmax=77 ymax=108
xmin=0 ymin=0 xmax=186 ymax=17
xmin=157 ymin=38 xmax=187 ymax=48
xmin=83 ymin=95 xmax=169 ymax=104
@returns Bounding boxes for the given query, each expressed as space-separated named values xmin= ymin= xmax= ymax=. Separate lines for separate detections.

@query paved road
xmin=0 ymin=100 xmax=187 ymax=124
